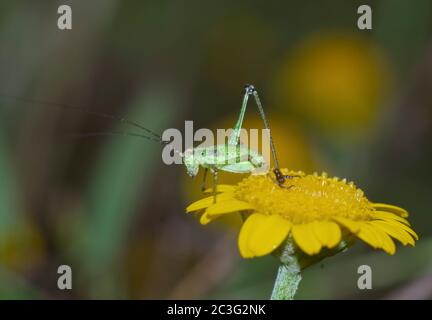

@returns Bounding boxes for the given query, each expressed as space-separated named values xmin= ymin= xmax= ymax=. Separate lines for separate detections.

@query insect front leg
xmin=212 ymin=168 xmax=218 ymax=204
xmin=201 ymin=168 xmax=208 ymax=192
xmin=247 ymin=153 xmax=261 ymax=169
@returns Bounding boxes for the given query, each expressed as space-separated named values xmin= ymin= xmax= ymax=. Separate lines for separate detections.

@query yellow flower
xmin=186 ymin=170 xmax=417 ymax=258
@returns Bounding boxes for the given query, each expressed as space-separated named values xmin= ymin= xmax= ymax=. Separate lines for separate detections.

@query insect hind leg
xmin=201 ymin=168 xmax=209 ymax=192
xmin=270 ymin=168 xmax=300 ymax=189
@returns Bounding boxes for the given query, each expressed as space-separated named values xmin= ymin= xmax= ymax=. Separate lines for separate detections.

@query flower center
xmin=234 ymin=170 xmax=374 ymax=224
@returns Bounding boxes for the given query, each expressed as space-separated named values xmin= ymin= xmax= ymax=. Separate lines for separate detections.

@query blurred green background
xmin=0 ymin=0 xmax=431 ymax=299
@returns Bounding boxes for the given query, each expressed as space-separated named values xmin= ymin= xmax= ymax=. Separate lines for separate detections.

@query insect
xmin=182 ymin=85 xmax=267 ymax=202
xmin=186 ymin=84 xmax=297 ymax=202
xmin=1 ymin=85 xmax=293 ymax=202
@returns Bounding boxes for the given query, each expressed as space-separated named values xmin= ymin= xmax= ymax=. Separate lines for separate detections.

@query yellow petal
xmin=199 ymin=212 xmax=212 ymax=225
xmin=247 ymin=215 xmax=292 ymax=257
xmin=292 ymin=223 xmax=322 ymax=255
xmin=372 ymin=211 xmax=411 ymax=226
xmin=311 ymin=221 xmax=341 ymax=248
xmin=357 ymin=223 xmax=396 ymax=254
xmin=381 ymin=219 xmax=419 ymax=240
xmin=372 ymin=203 xmax=408 ymax=218
xmin=356 ymin=223 xmax=382 ymax=249
xmin=186 ymin=193 xmax=235 ymax=213
xmin=238 ymin=213 xmax=266 ymax=258
xmin=370 ymin=225 xmax=396 ymax=255
xmin=369 ymin=220 xmax=415 ymax=246
xmin=205 ymin=199 xmax=254 ymax=216
xmin=204 ymin=185 xmax=236 ymax=194
xmin=332 ymin=217 xmax=360 ymax=233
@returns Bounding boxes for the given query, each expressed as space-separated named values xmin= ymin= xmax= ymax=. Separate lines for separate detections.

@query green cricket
xmin=1 ymin=85 xmax=294 ymax=203
xmin=182 ymin=84 xmax=294 ymax=202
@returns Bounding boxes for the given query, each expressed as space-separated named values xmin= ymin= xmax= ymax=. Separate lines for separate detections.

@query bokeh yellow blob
xmin=0 ymin=218 xmax=45 ymax=272
xmin=182 ymin=113 xmax=314 ymax=229
xmin=276 ymin=33 xmax=392 ymax=133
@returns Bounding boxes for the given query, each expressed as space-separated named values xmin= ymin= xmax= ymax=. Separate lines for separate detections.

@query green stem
xmin=270 ymin=264 xmax=302 ymax=300
xmin=271 ymin=240 xmax=302 ymax=300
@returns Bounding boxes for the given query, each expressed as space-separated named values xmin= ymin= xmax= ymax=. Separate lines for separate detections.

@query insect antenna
xmin=0 ymin=94 xmax=162 ymax=140
xmin=66 ymin=131 xmax=184 ymax=158
xmin=65 ymin=131 xmax=167 ymax=145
